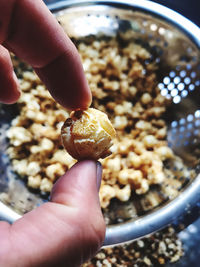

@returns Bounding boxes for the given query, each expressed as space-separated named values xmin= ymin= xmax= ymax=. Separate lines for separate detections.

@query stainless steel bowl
xmin=0 ymin=0 xmax=200 ymax=246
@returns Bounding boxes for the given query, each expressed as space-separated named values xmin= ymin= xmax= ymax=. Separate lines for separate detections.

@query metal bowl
xmin=0 ymin=0 xmax=200 ymax=246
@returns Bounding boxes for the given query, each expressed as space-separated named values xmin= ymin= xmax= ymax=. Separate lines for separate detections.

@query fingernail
xmin=96 ymin=161 xmax=102 ymax=191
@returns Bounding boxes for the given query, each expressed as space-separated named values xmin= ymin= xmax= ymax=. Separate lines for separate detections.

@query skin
xmin=0 ymin=0 xmax=105 ymax=266
xmin=0 ymin=0 xmax=92 ymax=109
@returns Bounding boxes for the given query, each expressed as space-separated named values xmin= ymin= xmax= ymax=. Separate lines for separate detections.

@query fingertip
xmin=0 ymin=46 xmax=21 ymax=104
xmin=60 ymin=83 xmax=92 ymax=110
xmin=73 ymin=86 xmax=92 ymax=110
xmin=50 ymin=160 xmax=99 ymax=207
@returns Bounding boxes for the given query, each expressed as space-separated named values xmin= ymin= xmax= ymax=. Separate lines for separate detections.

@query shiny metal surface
xmin=105 ymin=173 xmax=200 ymax=245
xmin=0 ymin=202 xmax=21 ymax=223
xmin=0 ymin=0 xmax=200 ymax=246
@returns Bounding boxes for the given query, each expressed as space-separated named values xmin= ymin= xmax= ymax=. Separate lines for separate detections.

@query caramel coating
xmin=61 ymin=108 xmax=116 ymax=160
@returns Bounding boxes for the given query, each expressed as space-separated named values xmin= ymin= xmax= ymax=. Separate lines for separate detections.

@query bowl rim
xmin=48 ymin=0 xmax=200 ymax=246
xmin=0 ymin=0 xmax=199 ymax=246
xmin=47 ymin=0 xmax=200 ymax=48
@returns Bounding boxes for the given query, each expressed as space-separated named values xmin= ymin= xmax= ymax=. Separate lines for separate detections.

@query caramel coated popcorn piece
xmin=61 ymin=108 xmax=116 ymax=160
xmin=7 ymin=127 xmax=32 ymax=146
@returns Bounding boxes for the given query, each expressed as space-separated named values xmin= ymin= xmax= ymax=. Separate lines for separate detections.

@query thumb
xmin=51 ymin=160 xmax=102 ymax=209
xmin=0 ymin=160 xmax=105 ymax=267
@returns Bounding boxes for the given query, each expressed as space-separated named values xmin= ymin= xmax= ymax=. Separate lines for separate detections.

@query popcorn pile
xmin=75 ymin=35 xmax=174 ymax=208
xmin=7 ymin=69 xmax=75 ymax=193
xmin=7 ymin=34 xmax=174 ymax=208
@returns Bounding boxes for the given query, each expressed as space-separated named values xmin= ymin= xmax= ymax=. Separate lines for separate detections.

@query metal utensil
xmin=0 ymin=0 xmax=199 ymax=246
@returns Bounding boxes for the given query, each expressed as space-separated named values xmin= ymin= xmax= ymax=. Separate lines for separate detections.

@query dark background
xmin=149 ymin=0 xmax=200 ymax=27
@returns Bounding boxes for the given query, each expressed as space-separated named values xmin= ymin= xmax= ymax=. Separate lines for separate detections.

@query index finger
xmin=0 ymin=0 xmax=91 ymax=110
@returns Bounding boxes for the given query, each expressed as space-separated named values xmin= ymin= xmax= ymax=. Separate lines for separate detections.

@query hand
xmin=0 ymin=161 xmax=105 ymax=267
xmin=0 ymin=0 xmax=91 ymax=110
xmin=0 ymin=1 xmax=105 ymax=266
